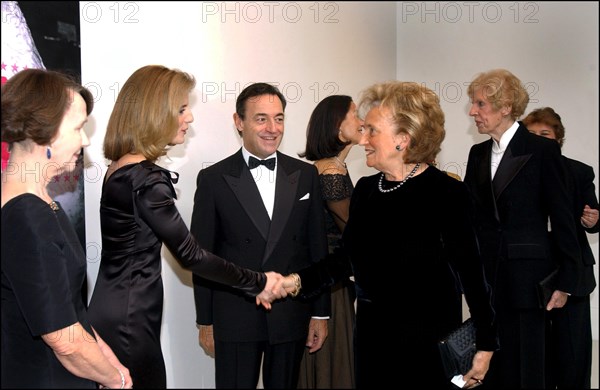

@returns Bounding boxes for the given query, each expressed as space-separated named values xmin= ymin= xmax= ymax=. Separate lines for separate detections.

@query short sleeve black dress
xmin=1 ymin=195 xmax=95 ymax=388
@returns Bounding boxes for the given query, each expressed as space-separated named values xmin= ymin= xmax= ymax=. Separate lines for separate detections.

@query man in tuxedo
xmin=190 ymin=82 xmax=329 ymax=388
xmin=463 ymin=70 xmax=583 ymax=389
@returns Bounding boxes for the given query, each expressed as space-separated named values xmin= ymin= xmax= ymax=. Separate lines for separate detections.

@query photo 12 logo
xmin=81 ymin=1 xmax=140 ymax=23
xmin=200 ymin=2 xmax=340 ymax=24
xmin=419 ymin=80 xmax=540 ymax=105
xmin=200 ymin=81 xmax=340 ymax=104
xmin=400 ymin=2 xmax=540 ymax=24
xmin=83 ymin=79 xmax=341 ymax=105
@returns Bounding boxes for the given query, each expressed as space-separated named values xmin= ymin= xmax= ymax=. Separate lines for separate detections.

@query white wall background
xmin=80 ymin=2 xmax=598 ymax=388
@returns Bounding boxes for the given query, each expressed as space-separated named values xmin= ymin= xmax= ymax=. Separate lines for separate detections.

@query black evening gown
xmin=1 ymin=195 xmax=95 ymax=388
xmin=346 ymin=167 xmax=498 ymax=388
xmin=88 ymin=161 xmax=266 ymax=389
xmin=298 ymin=166 xmax=498 ymax=388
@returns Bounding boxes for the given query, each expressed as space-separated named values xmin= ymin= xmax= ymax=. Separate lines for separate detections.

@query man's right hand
xmin=198 ymin=325 xmax=215 ymax=357
xmin=255 ymin=271 xmax=288 ymax=309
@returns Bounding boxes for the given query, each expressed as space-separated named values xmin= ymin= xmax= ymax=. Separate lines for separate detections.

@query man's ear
xmin=233 ymin=113 xmax=243 ymax=131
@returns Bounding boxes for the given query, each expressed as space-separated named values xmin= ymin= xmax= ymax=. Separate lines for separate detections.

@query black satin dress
xmin=87 ymin=161 xmax=266 ymax=388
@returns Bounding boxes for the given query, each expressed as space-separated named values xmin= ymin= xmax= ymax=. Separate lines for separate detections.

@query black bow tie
xmin=248 ymin=156 xmax=276 ymax=170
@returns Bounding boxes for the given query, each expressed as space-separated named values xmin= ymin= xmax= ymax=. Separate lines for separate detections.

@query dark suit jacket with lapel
xmin=464 ymin=123 xmax=583 ymax=309
xmin=190 ymin=149 xmax=329 ymax=344
xmin=562 ymin=156 xmax=598 ymax=296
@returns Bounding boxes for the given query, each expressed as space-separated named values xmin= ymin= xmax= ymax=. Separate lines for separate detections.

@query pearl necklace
xmin=378 ymin=163 xmax=421 ymax=193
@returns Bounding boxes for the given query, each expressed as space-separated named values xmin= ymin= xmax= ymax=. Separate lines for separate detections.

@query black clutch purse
xmin=438 ymin=318 xmax=477 ymax=379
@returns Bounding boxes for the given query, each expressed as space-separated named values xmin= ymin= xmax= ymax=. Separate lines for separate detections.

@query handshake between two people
xmin=255 ymin=272 xmax=301 ymax=310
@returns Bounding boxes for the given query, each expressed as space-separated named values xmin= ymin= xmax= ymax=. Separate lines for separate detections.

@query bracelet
xmin=289 ymin=273 xmax=302 ymax=298
xmin=117 ymin=367 xmax=125 ymax=389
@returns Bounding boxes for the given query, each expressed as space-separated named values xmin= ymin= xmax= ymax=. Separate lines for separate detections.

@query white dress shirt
xmin=242 ymin=147 xmax=277 ymax=219
xmin=491 ymin=121 xmax=519 ymax=179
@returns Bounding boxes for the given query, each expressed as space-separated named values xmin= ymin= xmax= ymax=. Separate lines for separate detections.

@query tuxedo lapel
xmin=465 ymin=142 xmax=500 ymax=221
xmin=493 ymin=127 xmax=531 ymax=199
xmin=476 ymin=140 xmax=493 ymax=188
xmin=264 ymin=155 xmax=299 ymax=262
xmin=223 ymin=153 xmax=271 ymax=241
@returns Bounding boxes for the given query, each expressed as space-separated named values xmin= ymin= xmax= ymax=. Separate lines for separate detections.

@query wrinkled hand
xmin=546 ymin=290 xmax=569 ymax=311
xmin=581 ymin=205 xmax=599 ymax=228
xmin=462 ymin=350 xmax=493 ymax=388
xmin=255 ymin=271 xmax=287 ymax=309
xmin=94 ymin=328 xmax=133 ymax=389
xmin=305 ymin=318 xmax=328 ymax=353
xmin=198 ymin=325 xmax=215 ymax=358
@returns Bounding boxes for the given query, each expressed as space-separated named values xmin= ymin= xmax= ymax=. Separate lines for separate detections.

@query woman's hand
xmin=282 ymin=273 xmax=302 ymax=296
xmin=255 ymin=271 xmax=288 ymax=309
xmin=462 ymin=350 xmax=493 ymax=388
xmin=581 ymin=204 xmax=599 ymax=228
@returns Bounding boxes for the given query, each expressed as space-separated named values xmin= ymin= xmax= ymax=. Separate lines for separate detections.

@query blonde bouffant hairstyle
xmin=358 ymin=81 xmax=445 ymax=164
xmin=467 ymin=69 xmax=529 ymax=120
xmin=104 ymin=65 xmax=196 ymax=162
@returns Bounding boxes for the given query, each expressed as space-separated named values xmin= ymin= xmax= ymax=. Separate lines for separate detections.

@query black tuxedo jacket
xmin=464 ymin=124 xmax=583 ymax=308
xmin=562 ymin=156 xmax=598 ymax=296
xmin=190 ymin=149 xmax=329 ymax=344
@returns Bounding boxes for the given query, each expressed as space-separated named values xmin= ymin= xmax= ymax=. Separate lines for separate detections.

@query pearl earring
xmin=396 ymin=145 xmax=403 ymax=152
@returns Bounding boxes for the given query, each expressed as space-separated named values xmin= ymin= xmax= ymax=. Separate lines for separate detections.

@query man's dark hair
xmin=236 ymin=82 xmax=287 ymax=120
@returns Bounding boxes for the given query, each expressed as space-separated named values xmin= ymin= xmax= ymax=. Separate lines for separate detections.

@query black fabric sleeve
xmin=441 ymin=180 xmax=499 ymax=352
xmin=296 ymin=246 xmax=353 ymax=300
xmin=134 ymin=170 xmax=266 ymax=296
xmin=579 ymin=162 xmax=599 ymax=233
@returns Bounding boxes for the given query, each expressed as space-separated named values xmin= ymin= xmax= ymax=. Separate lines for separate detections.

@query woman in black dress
xmin=1 ymin=68 xmax=133 ymax=389
xmin=285 ymin=81 xmax=498 ymax=389
xmin=87 ymin=65 xmax=285 ymax=389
